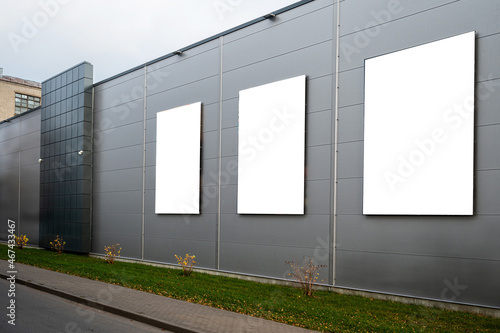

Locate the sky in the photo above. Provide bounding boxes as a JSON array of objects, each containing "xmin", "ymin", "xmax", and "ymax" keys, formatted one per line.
[{"xmin": 1, "ymin": 0, "xmax": 299, "ymax": 83}]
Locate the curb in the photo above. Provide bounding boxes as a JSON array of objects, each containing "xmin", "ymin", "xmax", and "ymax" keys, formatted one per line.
[{"xmin": 0, "ymin": 272, "xmax": 203, "ymax": 333}]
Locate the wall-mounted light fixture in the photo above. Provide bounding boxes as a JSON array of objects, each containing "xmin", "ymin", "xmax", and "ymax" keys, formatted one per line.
[
  {"xmin": 38, "ymin": 158, "xmax": 43, "ymax": 163},
  {"xmin": 78, "ymin": 150, "xmax": 84, "ymax": 155},
  {"xmin": 173, "ymin": 50, "xmax": 183, "ymax": 56},
  {"xmin": 264, "ymin": 13, "xmax": 276, "ymax": 19}
]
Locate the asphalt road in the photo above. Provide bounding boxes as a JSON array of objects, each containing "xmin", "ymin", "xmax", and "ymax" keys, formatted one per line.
[{"xmin": 0, "ymin": 278, "xmax": 171, "ymax": 333}]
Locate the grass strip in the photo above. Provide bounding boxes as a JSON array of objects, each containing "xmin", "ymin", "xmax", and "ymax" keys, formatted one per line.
[{"xmin": 1, "ymin": 244, "xmax": 499, "ymax": 332}]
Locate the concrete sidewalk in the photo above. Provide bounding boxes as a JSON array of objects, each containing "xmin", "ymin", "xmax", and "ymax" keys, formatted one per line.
[{"xmin": 0, "ymin": 260, "xmax": 318, "ymax": 333}]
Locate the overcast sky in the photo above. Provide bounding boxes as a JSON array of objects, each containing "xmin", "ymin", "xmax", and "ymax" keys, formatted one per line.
[{"xmin": 1, "ymin": 0, "xmax": 299, "ymax": 83}]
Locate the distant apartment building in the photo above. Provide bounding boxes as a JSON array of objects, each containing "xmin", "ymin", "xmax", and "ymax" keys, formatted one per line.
[{"xmin": 0, "ymin": 68, "xmax": 41, "ymax": 121}]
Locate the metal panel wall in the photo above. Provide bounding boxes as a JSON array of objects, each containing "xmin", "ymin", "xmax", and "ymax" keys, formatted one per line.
[
  {"xmin": 143, "ymin": 39, "xmax": 221, "ymax": 269},
  {"xmin": 92, "ymin": 68, "xmax": 146, "ymax": 259},
  {"xmin": 219, "ymin": 0, "xmax": 335, "ymax": 280},
  {"xmin": 87, "ymin": 0, "xmax": 500, "ymax": 309},
  {"xmin": 335, "ymin": 0, "xmax": 500, "ymax": 308},
  {"xmin": 0, "ymin": 110, "xmax": 40, "ymax": 244}
]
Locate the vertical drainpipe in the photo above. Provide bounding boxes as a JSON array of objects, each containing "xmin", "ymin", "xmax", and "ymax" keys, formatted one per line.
[
  {"xmin": 331, "ymin": 0, "xmax": 341, "ymax": 286},
  {"xmin": 216, "ymin": 36, "xmax": 224, "ymax": 270},
  {"xmin": 141, "ymin": 65, "xmax": 147, "ymax": 260}
]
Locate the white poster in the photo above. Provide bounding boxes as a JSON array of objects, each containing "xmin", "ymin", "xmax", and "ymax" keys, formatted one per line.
[
  {"xmin": 155, "ymin": 102, "xmax": 201, "ymax": 214},
  {"xmin": 238, "ymin": 75, "xmax": 306, "ymax": 214},
  {"xmin": 363, "ymin": 32, "xmax": 475, "ymax": 215}
]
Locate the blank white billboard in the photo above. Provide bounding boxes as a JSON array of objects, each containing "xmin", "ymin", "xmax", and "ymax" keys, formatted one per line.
[
  {"xmin": 155, "ymin": 102, "xmax": 201, "ymax": 214},
  {"xmin": 237, "ymin": 75, "xmax": 306, "ymax": 214},
  {"xmin": 363, "ymin": 32, "xmax": 475, "ymax": 215}
]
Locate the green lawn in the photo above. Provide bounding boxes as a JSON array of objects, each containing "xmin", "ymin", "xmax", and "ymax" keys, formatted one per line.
[{"xmin": 1, "ymin": 244, "xmax": 498, "ymax": 332}]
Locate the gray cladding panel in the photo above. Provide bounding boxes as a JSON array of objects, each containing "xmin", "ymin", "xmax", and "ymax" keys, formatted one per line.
[
  {"xmin": 220, "ymin": 214, "xmax": 329, "ymax": 249},
  {"xmin": 335, "ymin": 250, "xmax": 500, "ymax": 308},
  {"xmin": 219, "ymin": 156, "xmax": 238, "ymax": 186},
  {"xmin": 476, "ymin": 78, "xmax": 500, "ymax": 126},
  {"xmin": 220, "ymin": 184, "xmax": 237, "ymax": 214},
  {"xmin": 306, "ymin": 145, "xmax": 332, "ymax": 180},
  {"xmin": 92, "ymin": 213, "xmax": 142, "ymax": 236},
  {"xmin": 146, "ymin": 76, "xmax": 220, "ymax": 119},
  {"xmin": 93, "ymin": 191, "xmax": 143, "ymax": 214},
  {"xmin": 337, "ymin": 141, "xmax": 363, "ymax": 179},
  {"xmin": 144, "ymin": 213, "xmax": 217, "ymax": 243},
  {"xmin": 20, "ymin": 110, "xmax": 41, "ymax": 135},
  {"xmin": 475, "ymin": 170, "xmax": 500, "ymax": 215},
  {"xmin": 146, "ymin": 47, "xmax": 220, "ymax": 96},
  {"xmin": 306, "ymin": 110, "xmax": 332, "ymax": 147},
  {"xmin": 94, "ymin": 68, "xmax": 144, "ymax": 93},
  {"xmin": 223, "ymin": 0, "xmax": 333, "ymax": 43},
  {"xmin": 336, "ymin": 178, "xmax": 362, "ymax": 215},
  {"xmin": 93, "ymin": 122, "xmax": 143, "ymax": 152},
  {"xmin": 338, "ymin": 104, "xmax": 363, "ymax": 143},
  {"xmin": 221, "ymin": 98, "xmax": 238, "ymax": 129},
  {"xmin": 475, "ymin": 124, "xmax": 500, "ymax": 170},
  {"xmin": 93, "ymin": 168, "xmax": 143, "ymax": 193},
  {"xmin": 93, "ymin": 145, "xmax": 143, "ymax": 172},
  {"xmin": 222, "ymin": 5, "xmax": 334, "ymax": 72},
  {"xmin": 307, "ymin": 75, "xmax": 333, "ymax": 113},
  {"xmin": 339, "ymin": 1, "xmax": 500, "ymax": 72},
  {"xmin": 222, "ymin": 41, "xmax": 333, "ymax": 100},
  {"xmin": 93, "ymin": 103, "xmax": 144, "ymax": 130},
  {"xmin": 20, "ymin": 147, "xmax": 39, "ymax": 166},
  {"xmin": 305, "ymin": 179, "xmax": 331, "ymax": 215},
  {"xmin": 220, "ymin": 242, "xmax": 329, "ymax": 281},
  {"xmin": 0, "ymin": 137, "xmax": 21, "ymax": 156},
  {"xmin": 0, "ymin": 111, "xmax": 40, "ymax": 244},
  {"xmin": 336, "ymin": 214, "xmax": 500, "ymax": 260},
  {"xmin": 0, "ymin": 121, "xmax": 20, "ymax": 143},
  {"xmin": 0, "ymin": 152, "xmax": 19, "ymax": 170},
  {"xmin": 339, "ymin": 0, "xmax": 456, "ymax": 36},
  {"xmin": 19, "ymin": 179, "xmax": 40, "ymax": 244},
  {"xmin": 147, "ymin": 39, "xmax": 220, "ymax": 71},
  {"xmin": 201, "ymin": 158, "xmax": 220, "ymax": 187},
  {"xmin": 337, "ymin": 67, "xmax": 364, "ymax": 108},
  {"xmin": 221, "ymin": 127, "xmax": 237, "ymax": 157},
  {"xmin": 21, "ymin": 130, "xmax": 40, "ymax": 151},
  {"xmin": 0, "ymin": 179, "xmax": 18, "ymax": 239}
]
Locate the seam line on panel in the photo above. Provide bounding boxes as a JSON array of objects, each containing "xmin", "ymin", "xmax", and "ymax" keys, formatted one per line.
[
  {"xmin": 146, "ymin": 74, "xmax": 220, "ymax": 98},
  {"xmin": 224, "ymin": 3, "xmax": 334, "ymax": 46},
  {"xmin": 336, "ymin": 248, "xmax": 500, "ymax": 262},
  {"xmin": 141, "ymin": 65, "xmax": 147, "ymax": 260},
  {"xmin": 339, "ymin": 0, "xmax": 460, "ymax": 38},
  {"xmin": 217, "ymin": 36, "xmax": 224, "ymax": 271},
  {"xmin": 223, "ymin": 39, "xmax": 333, "ymax": 75}
]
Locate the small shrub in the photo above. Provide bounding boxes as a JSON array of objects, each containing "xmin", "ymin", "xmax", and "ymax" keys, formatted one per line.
[
  {"xmin": 104, "ymin": 243, "xmax": 121, "ymax": 264},
  {"xmin": 50, "ymin": 235, "xmax": 65, "ymax": 255},
  {"xmin": 285, "ymin": 257, "xmax": 326, "ymax": 296},
  {"xmin": 174, "ymin": 254, "xmax": 196, "ymax": 276},
  {"xmin": 15, "ymin": 234, "xmax": 29, "ymax": 249}
]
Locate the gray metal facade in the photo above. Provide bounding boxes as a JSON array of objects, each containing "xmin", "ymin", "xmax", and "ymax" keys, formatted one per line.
[
  {"xmin": 1, "ymin": 0, "xmax": 499, "ymax": 309},
  {"xmin": 0, "ymin": 109, "xmax": 41, "ymax": 244}
]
